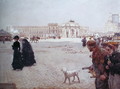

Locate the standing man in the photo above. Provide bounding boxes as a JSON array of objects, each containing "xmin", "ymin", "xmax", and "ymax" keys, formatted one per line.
[
  {"xmin": 81, "ymin": 37, "xmax": 87, "ymax": 47},
  {"xmin": 86, "ymin": 40, "xmax": 109, "ymax": 89},
  {"xmin": 104, "ymin": 44, "xmax": 120, "ymax": 89}
]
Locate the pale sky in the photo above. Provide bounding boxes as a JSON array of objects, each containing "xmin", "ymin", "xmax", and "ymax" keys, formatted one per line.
[{"xmin": 0, "ymin": 0, "xmax": 120, "ymax": 31}]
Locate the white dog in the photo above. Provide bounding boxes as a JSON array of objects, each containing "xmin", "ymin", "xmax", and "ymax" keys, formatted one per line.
[{"xmin": 61, "ymin": 68, "xmax": 80, "ymax": 84}]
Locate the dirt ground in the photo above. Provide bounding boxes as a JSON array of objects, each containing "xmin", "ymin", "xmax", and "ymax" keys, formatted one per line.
[{"xmin": 0, "ymin": 38, "xmax": 95, "ymax": 89}]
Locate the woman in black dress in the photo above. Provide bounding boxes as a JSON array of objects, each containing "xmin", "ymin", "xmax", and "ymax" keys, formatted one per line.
[
  {"xmin": 22, "ymin": 39, "xmax": 36, "ymax": 66},
  {"xmin": 12, "ymin": 35, "xmax": 24, "ymax": 70}
]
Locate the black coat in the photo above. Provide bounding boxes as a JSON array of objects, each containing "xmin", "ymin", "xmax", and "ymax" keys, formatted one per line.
[
  {"xmin": 22, "ymin": 39, "xmax": 36, "ymax": 66},
  {"xmin": 12, "ymin": 41, "xmax": 24, "ymax": 70},
  {"xmin": 105, "ymin": 51, "xmax": 120, "ymax": 75}
]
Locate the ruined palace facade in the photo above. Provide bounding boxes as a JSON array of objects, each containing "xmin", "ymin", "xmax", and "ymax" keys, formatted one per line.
[{"xmin": 7, "ymin": 20, "xmax": 89, "ymax": 39}]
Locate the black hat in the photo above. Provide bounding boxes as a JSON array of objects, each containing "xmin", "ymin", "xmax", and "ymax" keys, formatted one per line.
[{"xmin": 13, "ymin": 35, "xmax": 19, "ymax": 39}]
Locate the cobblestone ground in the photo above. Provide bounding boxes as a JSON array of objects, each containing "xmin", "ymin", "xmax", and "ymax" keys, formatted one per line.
[{"xmin": 0, "ymin": 40, "xmax": 95, "ymax": 89}]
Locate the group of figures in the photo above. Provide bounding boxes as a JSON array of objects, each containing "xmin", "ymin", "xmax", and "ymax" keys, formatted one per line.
[
  {"xmin": 12, "ymin": 35, "xmax": 36, "ymax": 70},
  {"xmin": 11, "ymin": 35, "xmax": 120, "ymax": 89},
  {"xmin": 30, "ymin": 36, "xmax": 40, "ymax": 43},
  {"xmin": 86, "ymin": 39, "xmax": 120, "ymax": 89}
]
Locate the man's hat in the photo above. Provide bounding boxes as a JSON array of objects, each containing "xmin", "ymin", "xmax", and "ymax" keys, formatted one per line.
[
  {"xmin": 106, "ymin": 43, "xmax": 115, "ymax": 51},
  {"xmin": 87, "ymin": 40, "xmax": 96, "ymax": 47},
  {"xmin": 107, "ymin": 42, "xmax": 119, "ymax": 48}
]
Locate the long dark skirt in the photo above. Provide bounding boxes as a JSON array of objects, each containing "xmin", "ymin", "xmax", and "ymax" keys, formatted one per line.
[
  {"xmin": 82, "ymin": 42, "xmax": 86, "ymax": 47},
  {"xmin": 12, "ymin": 50, "xmax": 24, "ymax": 70},
  {"xmin": 95, "ymin": 78, "xmax": 109, "ymax": 89},
  {"xmin": 22, "ymin": 51, "xmax": 36, "ymax": 66}
]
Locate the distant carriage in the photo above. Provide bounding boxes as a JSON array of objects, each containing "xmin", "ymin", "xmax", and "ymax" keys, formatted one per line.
[
  {"xmin": 109, "ymin": 33, "xmax": 120, "ymax": 48},
  {"xmin": 102, "ymin": 33, "xmax": 120, "ymax": 48},
  {"xmin": 30, "ymin": 36, "xmax": 40, "ymax": 42},
  {"xmin": 113, "ymin": 33, "xmax": 120, "ymax": 40}
]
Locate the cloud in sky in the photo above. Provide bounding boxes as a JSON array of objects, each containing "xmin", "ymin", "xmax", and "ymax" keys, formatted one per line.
[{"xmin": 0, "ymin": 0, "xmax": 120, "ymax": 31}]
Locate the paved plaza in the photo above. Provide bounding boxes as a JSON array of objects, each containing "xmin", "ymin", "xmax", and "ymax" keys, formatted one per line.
[{"xmin": 0, "ymin": 38, "xmax": 95, "ymax": 89}]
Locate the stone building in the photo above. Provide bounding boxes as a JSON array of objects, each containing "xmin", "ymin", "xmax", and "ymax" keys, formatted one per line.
[
  {"xmin": 61, "ymin": 20, "xmax": 88, "ymax": 38},
  {"xmin": 104, "ymin": 14, "xmax": 120, "ymax": 33},
  {"xmin": 48, "ymin": 23, "xmax": 62, "ymax": 38},
  {"xmin": 7, "ymin": 20, "xmax": 88, "ymax": 39}
]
